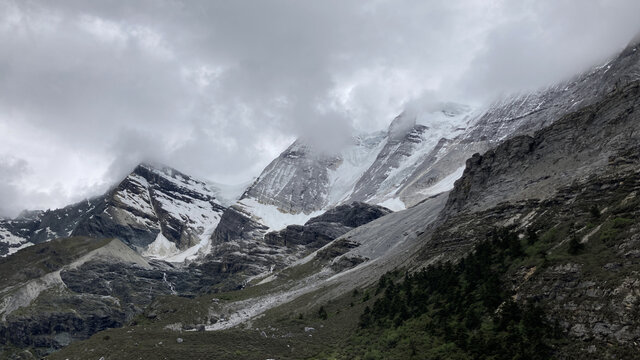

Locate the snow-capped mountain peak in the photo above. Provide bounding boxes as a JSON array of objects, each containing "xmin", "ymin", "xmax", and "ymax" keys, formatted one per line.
[{"xmin": 0, "ymin": 163, "xmax": 227, "ymax": 262}]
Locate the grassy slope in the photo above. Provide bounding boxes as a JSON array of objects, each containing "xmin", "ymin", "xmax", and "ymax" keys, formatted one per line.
[{"xmin": 0, "ymin": 237, "xmax": 113, "ymax": 289}]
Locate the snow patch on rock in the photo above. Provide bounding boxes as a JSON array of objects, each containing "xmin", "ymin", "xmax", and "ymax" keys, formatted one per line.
[
  {"xmin": 377, "ymin": 197, "xmax": 406, "ymax": 211},
  {"xmin": 143, "ymin": 233, "xmax": 180, "ymax": 259},
  {"xmin": 418, "ymin": 165, "xmax": 466, "ymax": 196}
]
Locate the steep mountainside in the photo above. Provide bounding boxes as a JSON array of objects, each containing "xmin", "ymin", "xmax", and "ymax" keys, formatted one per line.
[
  {"xmin": 346, "ymin": 103, "xmax": 472, "ymax": 206},
  {"xmin": 241, "ymin": 104, "xmax": 473, "ymax": 215},
  {"xmin": 395, "ymin": 37, "xmax": 640, "ymax": 207},
  {"xmin": 446, "ymin": 81, "xmax": 640, "ymax": 216}
]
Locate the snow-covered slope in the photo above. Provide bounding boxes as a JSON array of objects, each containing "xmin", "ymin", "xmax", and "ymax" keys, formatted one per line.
[
  {"xmin": 207, "ymin": 180, "xmax": 253, "ymax": 207},
  {"xmin": 396, "ymin": 37, "xmax": 640, "ymax": 207}
]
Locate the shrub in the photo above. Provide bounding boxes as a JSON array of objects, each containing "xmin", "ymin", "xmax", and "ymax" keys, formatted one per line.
[{"xmin": 318, "ymin": 306, "xmax": 328, "ymax": 320}]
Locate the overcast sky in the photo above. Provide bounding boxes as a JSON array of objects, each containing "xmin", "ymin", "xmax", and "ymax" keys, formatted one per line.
[{"xmin": 1, "ymin": 0, "xmax": 639, "ymax": 217}]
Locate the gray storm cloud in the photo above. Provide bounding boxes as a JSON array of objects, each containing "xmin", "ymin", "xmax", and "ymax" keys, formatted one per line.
[{"xmin": 0, "ymin": 0, "xmax": 639, "ymax": 216}]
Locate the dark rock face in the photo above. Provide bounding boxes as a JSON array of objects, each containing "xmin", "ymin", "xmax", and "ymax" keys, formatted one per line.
[
  {"xmin": 315, "ymin": 238, "xmax": 361, "ymax": 262},
  {"xmin": 0, "ymin": 262, "xmax": 166, "ymax": 357},
  {"xmin": 201, "ymin": 202, "xmax": 392, "ymax": 291},
  {"xmin": 70, "ymin": 199, "xmax": 157, "ymax": 250},
  {"xmin": 0, "ymin": 295, "xmax": 126, "ymax": 351},
  {"xmin": 305, "ymin": 202, "xmax": 392, "ymax": 228},
  {"xmin": 209, "ymin": 205, "xmax": 268, "ymax": 246},
  {"xmin": 0, "ymin": 237, "xmax": 231, "ymax": 357},
  {"xmin": 264, "ymin": 223, "xmax": 350, "ymax": 248}
]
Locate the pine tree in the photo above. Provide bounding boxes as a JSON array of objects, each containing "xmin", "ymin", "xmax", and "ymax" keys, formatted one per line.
[{"xmin": 526, "ymin": 227, "xmax": 539, "ymax": 244}]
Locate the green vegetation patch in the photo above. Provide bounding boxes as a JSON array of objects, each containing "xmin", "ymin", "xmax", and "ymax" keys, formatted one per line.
[{"xmin": 332, "ymin": 228, "xmax": 564, "ymax": 360}]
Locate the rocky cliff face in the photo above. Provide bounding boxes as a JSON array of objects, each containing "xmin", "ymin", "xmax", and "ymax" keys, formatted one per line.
[
  {"xmin": 0, "ymin": 238, "xmax": 147, "ymax": 355},
  {"xmin": 0, "ymin": 236, "xmax": 235, "ymax": 357},
  {"xmin": 73, "ymin": 164, "xmax": 226, "ymax": 254},
  {"xmin": 264, "ymin": 202, "xmax": 392, "ymax": 251},
  {"xmin": 446, "ymin": 81, "xmax": 640, "ymax": 216}
]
